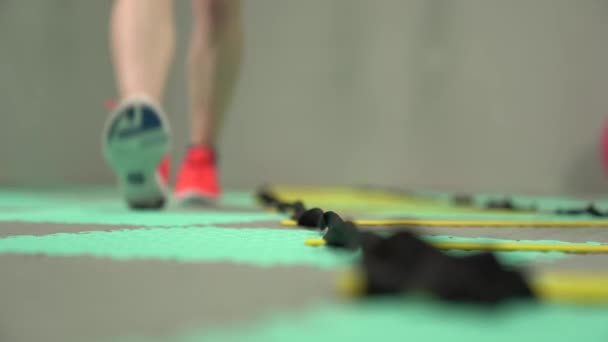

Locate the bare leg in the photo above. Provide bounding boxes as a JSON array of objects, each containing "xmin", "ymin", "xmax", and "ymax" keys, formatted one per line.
[
  {"xmin": 110, "ymin": 0, "xmax": 176, "ymax": 102},
  {"xmin": 105, "ymin": 0, "xmax": 175, "ymax": 209},
  {"xmin": 188, "ymin": 0, "xmax": 243, "ymax": 146}
]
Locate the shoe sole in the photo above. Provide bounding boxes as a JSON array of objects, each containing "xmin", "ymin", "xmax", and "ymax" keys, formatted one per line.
[
  {"xmin": 102, "ymin": 97, "xmax": 171, "ymax": 209},
  {"xmin": 174, "ymin": 191, "xmax": 219, "ymax": 206}
]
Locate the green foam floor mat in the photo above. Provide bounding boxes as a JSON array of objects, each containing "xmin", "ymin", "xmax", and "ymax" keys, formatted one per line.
[
  {"xmin": 0, "ymin": 207, "xmax": 283, "ymax": 226},
  {"xmin": 0, "ymin": 226, "xmax": 565, "ymax": 268},
  {"xmin": 1, "ymin": 186, "xmax": 606, "ymax": 342}
]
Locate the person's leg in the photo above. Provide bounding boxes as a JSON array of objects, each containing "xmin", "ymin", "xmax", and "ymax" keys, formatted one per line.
[
  {"xmin": 103, "ymin": 0, "xmax": 175, "ymax": 209},
  {"xmin": 175, "ymin": 0, "xmax": 243, "ymax": 202},
  {"xmin": 110, "ymin": 0, "xmax": 175, "ymax": 102},
  {"xmin": 187, "ymin": 0, "xmax": 243, "ymax": 145}
]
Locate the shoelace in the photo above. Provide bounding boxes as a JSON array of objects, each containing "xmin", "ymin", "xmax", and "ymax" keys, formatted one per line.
[{"xmin": 183, "ymin": 148, "xmax": 217, "ymax": 168}]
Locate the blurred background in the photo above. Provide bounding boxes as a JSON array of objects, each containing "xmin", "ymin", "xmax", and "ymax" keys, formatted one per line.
[{"xmin": 2, "ymin": 0, "xmax": 608, "ymax": 195}]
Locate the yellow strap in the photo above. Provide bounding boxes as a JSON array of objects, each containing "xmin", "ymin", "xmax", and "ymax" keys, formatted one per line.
[
  {"xmin": 304, "ymin": 238, "xmax": 608, "ymax": 253},
  {"xmin": 432, "ymin": 241, "xmax": 608, "ymax": 253},
  {"xmin": 304, "ymin": 238, "xmax": 329, "ymax": 247},
  {"xmin": 283, "ymin": 218, "xmax": 608, "ymax": 227},
  {"xmin": 534, "ymin": 273, "xmax": 608, "ymax": 303}
]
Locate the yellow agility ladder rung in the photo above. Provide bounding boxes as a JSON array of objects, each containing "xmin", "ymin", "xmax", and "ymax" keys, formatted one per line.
[
  {"xmin": 283, "ymin": 219, "xmax": 608, "ymax": 228},
  {"xmin": 304, "ymin": 238, "xmax": 608, "ymax": 254}
]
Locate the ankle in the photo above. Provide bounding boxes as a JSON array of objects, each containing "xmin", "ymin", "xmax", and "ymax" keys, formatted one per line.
[
  {"xmin": 120, "ymin": 93, "xmax": 162, "ymax": 108},
  {"xmin": 188, "ymin": 143, "xmax": 215, "ymax": 150}
]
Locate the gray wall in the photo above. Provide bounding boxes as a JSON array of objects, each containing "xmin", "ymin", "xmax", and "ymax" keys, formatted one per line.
[{"xmin": 2, "ymin": 0, "xmax": 608, "ymax": 194}]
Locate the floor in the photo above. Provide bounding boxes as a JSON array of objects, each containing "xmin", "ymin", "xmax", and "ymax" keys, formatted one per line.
[{"xmin": 1, "ymin": 186, "xmax": 607, "ymax": 342}]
